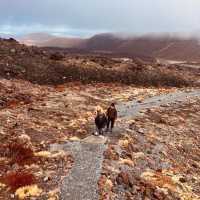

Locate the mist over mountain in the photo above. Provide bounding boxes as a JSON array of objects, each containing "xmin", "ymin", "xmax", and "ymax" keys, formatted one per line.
[
  {"xmin": 19, "ymin": 33, "xmax": 55, "ymax": 46},
  {"xmin": 17, "ymin": 32, "xmax": 200, "ymax": 62}
]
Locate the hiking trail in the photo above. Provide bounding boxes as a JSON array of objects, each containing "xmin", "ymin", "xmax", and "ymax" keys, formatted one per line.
[{"xmin": 50, "ymin": 89, "xmax": 200, "ymax": 200}]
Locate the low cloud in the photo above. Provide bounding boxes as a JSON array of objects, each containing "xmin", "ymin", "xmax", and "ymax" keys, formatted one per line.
[
  {"xmin": 0, "ymin": 0, "xmax": 200, "ymax": 37},
  {"xmin": 0, "ymin": 24, "xmax": 107, "ymax": 37}
]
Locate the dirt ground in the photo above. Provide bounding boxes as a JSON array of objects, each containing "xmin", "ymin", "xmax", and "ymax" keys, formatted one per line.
[
  {"xmin": 0, "ymin": 77, "xmax": 178, "ymax": 200},
  {"xmin": 0, "ymin": 38, "xmax": 199, "ymax": 200},
  {"xmin": 99, "ymin": 93, "xmax": 200, "ymax": 200}
]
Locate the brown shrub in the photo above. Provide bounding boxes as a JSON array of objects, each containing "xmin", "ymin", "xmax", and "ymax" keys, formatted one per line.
[
  {"xmin": 50, "ymin": 52, "xmax": 64, "ymax": 60},
  {"xmin": 104, "ymin": 146, "xmax": 119, "ymax": 160},
  {"xmin": 8, "ymin": 142, "xmax": 34, "ymax": 164},
  {"xmin": 0, "ymin": 39, "xmax": 196, "ymax": 87},
  {"xmin": 48, "ymin": 63, "xmax": 191, "ymax": 87},
  {"xmin": 1, "ymin": 170, "xmax": 36, "ymax": 191}
]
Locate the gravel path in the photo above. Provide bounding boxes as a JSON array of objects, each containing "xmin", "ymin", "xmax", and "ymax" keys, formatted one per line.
[
  {"xmin": 118, "ymin": 89, "xmax": 200, "ymax": 119},
  {"xmin": 54, "ymin": 89, "xmax": 200, "ymax": 200},
  {"xmin": 51, "ymin": 136, "xmax": 107, "ymax": 200}
]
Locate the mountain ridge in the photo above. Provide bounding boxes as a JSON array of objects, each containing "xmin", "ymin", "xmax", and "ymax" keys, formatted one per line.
[{"xmin": 18, "ymin": 32, "xmax": 200, "ymax": 62}]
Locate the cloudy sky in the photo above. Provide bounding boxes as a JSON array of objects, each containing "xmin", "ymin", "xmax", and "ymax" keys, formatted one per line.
[{"xmin": 0, "ymin": 0, "xmax": 200, "ymax": 37}]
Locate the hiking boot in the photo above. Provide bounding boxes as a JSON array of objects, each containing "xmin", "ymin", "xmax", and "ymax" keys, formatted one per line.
[
  {"xmin": 100, "ymin": 130, "xmax": 104, "ymax": 135},
  {"xmin": 94, "ymin": 131, "xmax": 99, "ymax": 136}
]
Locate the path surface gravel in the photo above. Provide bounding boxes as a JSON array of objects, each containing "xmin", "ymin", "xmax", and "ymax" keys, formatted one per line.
[{"xmin": 51, "ymin": 136, "xmax": 107, "ymax": 200}]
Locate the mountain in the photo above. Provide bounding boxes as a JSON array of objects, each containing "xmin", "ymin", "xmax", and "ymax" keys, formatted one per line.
[
  {"xmin": 84, "ymin": 33, "xmax": 124, "ymax": 52},
  {"xmin": 19, "ymin": 32, "xmax": 86, "ymax": 48},
  {"xmin": 18, "ymin": 32, "xmax": 200, "ymax": 62},
  {"xmin": 19, "ymin": 32, "xmax": 56, "ymax": 46},
  {"xmin": 39, "ymin": 37, "xmax": 86, "ymax": 48},
  {"xmin": 83, "ymin": 33, "xmax": 200, "ymax": 62},
  {"xmin": 155, "ymin": 38, "xmax": 200, "ymax": 61}
]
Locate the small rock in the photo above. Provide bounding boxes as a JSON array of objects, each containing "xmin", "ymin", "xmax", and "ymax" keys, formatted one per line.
[
  {"xmin": 104, "ymin": 178, "xmax": 113, "ymax": 192},
  {"xmin": 10, "ymin": 49, "xmax": 16, "ymax": 53},
  {"xmin": 44, "ymin": 176, "xmax": 50, "ymax": 182},
  {"xmin": 179, "ymin": 177, "xmax": 187, "ymax": 183},
  {"xmin": 116, "ymin": 171, "xmax": 133, "ymax": 187},
  {"xmin": 104, "ymin": 146, "xmax": 119, "ymax": 160},
  {"xmin": 119, "ymin": 158, "xmax": 134, "ymax": 167}
]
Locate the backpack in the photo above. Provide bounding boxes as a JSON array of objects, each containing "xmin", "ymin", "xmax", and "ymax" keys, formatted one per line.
[{"xmin": 95, "ymin": 113, "xmax": 107, "ymax": 129}]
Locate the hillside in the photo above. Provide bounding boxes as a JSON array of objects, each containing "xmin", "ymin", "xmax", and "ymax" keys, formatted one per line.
[
  {"xmin": 84, "ymin": 33, "xmax": 124, "ymax": 52},
  {"xmin": 0, "ymin": 36, "xmax": 199, "ymax": 200},
  {"xmin": 155, "ymin": 38, "xmax": 200, "ymax": 61},
  {"xmin": 19, "ymin": 33, "xmax": 56, "ymax": 46},
  {"xmin": 40, "ymin": 37, "xmax": 86, "ymax": 48},
  {"xmin": 1, "ymin": 37, "xmax": 198, "ymax": 87},
  {"xmin": 19, "ymin": 33, "xmax": 85, "ymax": 48},
  {"xmin": 18, "ymin": 33, "xmax": 200, "ymax": 62},
  {"xmin": 85, "ymin": 34, "xmax": 200, "ymax": 62}
]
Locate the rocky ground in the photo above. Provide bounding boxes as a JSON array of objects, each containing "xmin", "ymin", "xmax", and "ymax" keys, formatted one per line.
[
  {"xmin": 0, "ymin": 38, "xmax": 199, "ymax": 87},
  {"xmin": 0, "ymin": 76, "xmax": 177, "ymax": 199},
  {"xmin": 99, "ymin": 91, "xmax": 200, "ymax": 200},
  {"xmin": 0, "ymin": 37, "xmax": 200, "ymax": 200}
]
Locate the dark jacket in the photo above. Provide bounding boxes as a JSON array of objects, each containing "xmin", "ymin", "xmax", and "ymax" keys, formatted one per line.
[
  {"xmin": 107, "ymin": 106, "xmax": 117, "ymax": 119},
  {"xmin": 95, "ymin": 113, "xmax": 107, "ymax": 129}
]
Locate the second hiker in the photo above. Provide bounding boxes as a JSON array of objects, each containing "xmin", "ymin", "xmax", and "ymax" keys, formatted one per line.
[{"xmin": 106, "ymin": 103, "xmax": 117, "ymax": 133}]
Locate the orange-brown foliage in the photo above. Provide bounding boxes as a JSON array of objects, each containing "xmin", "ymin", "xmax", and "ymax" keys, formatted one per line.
[
  {"xmin": 1, "ymin": 170, "xmax": 36, "ymax": 191},
  {"xmin": 8, "ymin": 143, "xmax": 34, "ymax": 164}
]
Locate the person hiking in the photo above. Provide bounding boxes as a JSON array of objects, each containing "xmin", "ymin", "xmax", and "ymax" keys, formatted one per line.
[
  {"xmin": 106, "ymin": 103, "xmax": 117, "ymax": 132},
  {"xmin": 94, "ymin": 106, "xmax": 107, "ymax": 135}
]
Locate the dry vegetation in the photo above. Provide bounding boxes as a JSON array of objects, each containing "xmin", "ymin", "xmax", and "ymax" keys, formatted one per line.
[
  {"xmin": 99, "ymin": 97, "xmax": 200, "ymax": 200},
  {"xmin": 0, "ymin": 38, "xmax": 199, "ymax": 87},
  {"xmin": 0, "ymin": 37, "xmax": 199, "ymax": 199},
  {"xmin": 0, "ymin": 77, "xmax": 176, "ymax": 199}
]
